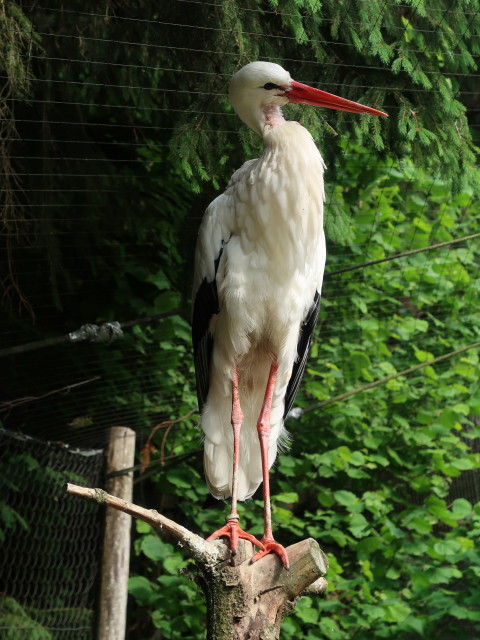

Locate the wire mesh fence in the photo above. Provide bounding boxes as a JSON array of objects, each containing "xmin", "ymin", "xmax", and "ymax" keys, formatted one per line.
[{"xmin": 0, "ymin": 429, "xmax": 104, "ymax": 640}]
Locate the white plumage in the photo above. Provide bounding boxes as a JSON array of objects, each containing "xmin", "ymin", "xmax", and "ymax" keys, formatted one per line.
[
  {"xmin": 192, "ymin": 62, "xmax": 386, "ymax": 565},
  {"xmin": 195, "ymin": 120, "xmax": 326, "ymax": 500}
]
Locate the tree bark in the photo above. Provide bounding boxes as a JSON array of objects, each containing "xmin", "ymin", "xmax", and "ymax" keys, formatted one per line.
[
  {"xmin": 197, "ymin": 537, "xmax": 328, "ymax": 640},
  {"xmin": 66, "ymin": 483, "xmax": 328, "ymax": 640}
]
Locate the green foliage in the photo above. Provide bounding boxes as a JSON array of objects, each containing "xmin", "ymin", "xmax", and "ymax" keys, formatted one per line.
[
  {"xmin": 0, "ymin": 502, "xmax": 28, "ymax": 542},
  {"xmin": 0, "ymin": 442, "xmax": 102, "ymax": 639},
  {"xmin": 268, "ymin": 154, "xmax": 480, "ymax": 639},
  {"xmin": 0, "ymin": 3, "xmax": 39, "ymax": 98},
  {"xmin": 127, "ymin": 151, "xmax": 480, "ymax": 638},
  {"xmin": 170, "ymin": 0, "xmax": 480, "ymax": 193},
  {"xmin": 128, "ymin": 522, "xmax": 206, "ymax": 638},
  {"xmin": 0, "ymin": 596, "xmax": 95, "ymax": 640},
  {"xmin": 0, "ymin": 453, "xmax": 36, "ymax": 542},
  {"xmin": 0, "ymin": 597, "xmax": 52, "ymax": 640}
]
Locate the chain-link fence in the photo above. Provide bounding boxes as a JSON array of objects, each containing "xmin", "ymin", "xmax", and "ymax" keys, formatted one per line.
[{"xmin": 0, "ymin": 429, "xmax": 104, "ymax": 640}]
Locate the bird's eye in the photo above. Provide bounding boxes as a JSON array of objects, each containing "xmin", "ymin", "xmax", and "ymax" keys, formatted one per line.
[{"xmin": 263, "ymin": 83, "xmax": 280, "ymax": 90}]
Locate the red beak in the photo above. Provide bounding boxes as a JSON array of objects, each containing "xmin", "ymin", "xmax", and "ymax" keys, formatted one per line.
[{"xmin": 287, "ymin": 80, "xmax": 388, "ymax": 117}]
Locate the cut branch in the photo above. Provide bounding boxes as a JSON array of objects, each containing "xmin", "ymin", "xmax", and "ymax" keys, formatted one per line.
[
  {"xmin": 66, "ymin": 483, "xmax": 329, "ymax": 640},
  {"xmin": 66, "ymin": 482, "xmax": 225, "ymax": 566}
]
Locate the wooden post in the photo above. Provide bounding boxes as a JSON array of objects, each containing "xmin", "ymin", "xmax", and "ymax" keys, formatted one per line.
[{"xmin": 97, "ymin": 426, "xmax": 135, "ymax": 640}]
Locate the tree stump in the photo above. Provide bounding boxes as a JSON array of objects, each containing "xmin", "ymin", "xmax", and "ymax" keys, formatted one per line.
[
  {"xmin": 66, "ymin": 483, "xmax": 328, "ymax": 640},
  {"xmin": 197, "ymin": 538, "xmax": 328, "ymax": 640}
]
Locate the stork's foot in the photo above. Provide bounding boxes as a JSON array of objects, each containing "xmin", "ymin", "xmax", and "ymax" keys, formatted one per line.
[
  {"xmin": 251, "ymin": 537, "xmax": 290, "ymax": 569},
  {"xmin": 206, "ymin": 515, "xmax": 264, "ymax": 554}
]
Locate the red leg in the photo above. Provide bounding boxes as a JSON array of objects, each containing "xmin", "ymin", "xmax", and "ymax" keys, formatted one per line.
[
  {"xmin": 251, "ymin": 360, "xmax": 290, "ymax": 569},
  {"xmin": 206, "ymin": 365, "xmax": 264, "ymax": 554}
]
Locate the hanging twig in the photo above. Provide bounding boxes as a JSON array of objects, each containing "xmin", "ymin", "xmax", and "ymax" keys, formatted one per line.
[
  {"xmin": 140, "ymin": 408, "xmax": 196, "ymax": 472},
  {"xmin": 0, "ymin": 375, "xmax": 101, "ymax": 411}
]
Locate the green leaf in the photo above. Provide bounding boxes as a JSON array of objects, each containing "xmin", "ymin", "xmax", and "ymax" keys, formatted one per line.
[
  {"xmin": 334, "ymin": 490, "xmax": 358, "ymax": 507},
  {"xmin": 146, "ymin": 269, "xmax": 170, "ymax": 290},
  {"xmin": 414, "ymin": 349, "xmax": 434, "ymax": 362},
  {"xmin": 404, "ymin": 616, "xmax": 425, "ymax": 634},
  {"xmin": 163, "ymin": 555, "xmax": 188, "ymax": 574},
  {"xmin": 451, "ymin": 457, "xmax": 474, "ymax": 471},
  {"xmin": 433, "ymin": 540, "xmax": 462, "ymax": 556},
  {"xmin": 348, "ymin": 513, "xmax": 370, "ymax": 538},
  {"xmin": 139, "ymin": 535, "xmax": 164, "ymax": 561},
  {"xmin": 356, "ymin": 536, "xmax": 383, "ymax": 554},
  {"xmin": 295, "ymin": 601, "xmax": 319, "ymax": 624},
  {"xmin": 128, "ymin": 575, "xmax": 154, "ymax": 601},
  {"xmin": 451, "ymin": 499, "xmax": 472, "ymax": 520},
  {"xmin": 275, "ymin": 492, "xmax": 298, "ymax": 504},
  {"xmin": 383, "ymin": 602, "xmax": 411, "ymax": 623}
]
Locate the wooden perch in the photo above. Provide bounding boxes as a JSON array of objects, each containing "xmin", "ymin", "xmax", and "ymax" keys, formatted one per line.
[{"xmin": 66, "ymin": 483, "xmax": 328, "ymax": 640}]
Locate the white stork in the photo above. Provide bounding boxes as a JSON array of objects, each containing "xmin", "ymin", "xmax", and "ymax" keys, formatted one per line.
[{"xmin": 192, "ymin": 61, "xmax": 386, "ymax": 567}]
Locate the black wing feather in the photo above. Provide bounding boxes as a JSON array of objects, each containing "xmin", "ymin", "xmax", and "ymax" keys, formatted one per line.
[
  {"xmin": 192, "ymin": 248, "xmax": 225, "ymax": 412},
  {"xmin": 283, "ymin": 291, "xmax": 321, "ymax": 418}
]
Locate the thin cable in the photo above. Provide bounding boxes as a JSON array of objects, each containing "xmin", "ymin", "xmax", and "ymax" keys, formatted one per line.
[
  {"xmin": 17, "ymin": 50, "xmax": 480, "ymax": 76},
  {"xmin": 1, "ymin": 232, "xmax": 477, "ymax": 354},
  {"xmin": 327, "ymin": 232, "xmax": 480, "ymax": 276},
  {"xmin": 0, "ymin": 310, "xmax": 181, "ymax": 357},
  {"xmin": 12, "ymin": 0, "xmax": 479, "ymax": 24},
  {"xmin": 6, "ymin": 21, "xmax": 478, "ymax": 54},
  {"xmin": 294, "ymin": 339, "xmax": 480, "ymax": 416}
]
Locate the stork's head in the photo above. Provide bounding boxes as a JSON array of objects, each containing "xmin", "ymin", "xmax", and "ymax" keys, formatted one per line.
[{"xmin": 229, "ymin": 61, "xmax": 387, "ymax": 135}]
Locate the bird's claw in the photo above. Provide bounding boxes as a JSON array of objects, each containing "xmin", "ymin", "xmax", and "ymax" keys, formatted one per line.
[
  {"xmin": 251, "ymin": 538, "xmax": 290, "ymax": 569},
  {"xmin": 206, "ymin": 517, "xmax": 264, "ymax": 553}
]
